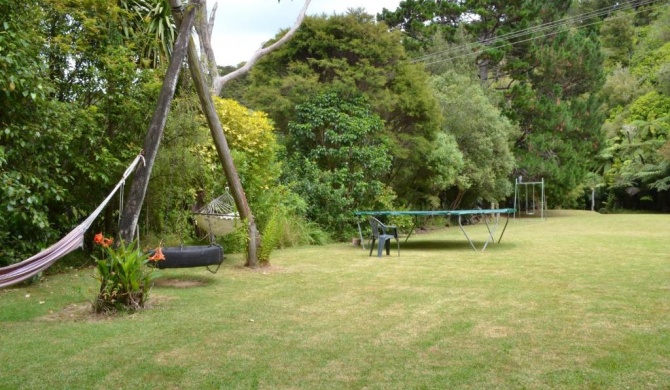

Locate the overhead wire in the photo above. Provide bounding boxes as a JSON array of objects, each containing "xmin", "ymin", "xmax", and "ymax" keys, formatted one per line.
[
  {"xmin": 412, "ymin": 0, "xmax": 658, "ymax": 62},
  {"xmin": 410, "ymin": 0, "xmax": 666, "ymax": 66},
  {"xmin": 411, "ymin": 0, "xmax": 660, "ymax": 63}
]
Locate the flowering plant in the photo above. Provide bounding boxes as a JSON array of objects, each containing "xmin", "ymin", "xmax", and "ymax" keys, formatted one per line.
[{"xmin": 92, "ymin": 233, "xmax": 162, "ymax": 313}]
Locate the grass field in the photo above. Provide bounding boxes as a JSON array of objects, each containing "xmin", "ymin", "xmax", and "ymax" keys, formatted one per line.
[{"xmin": 1, "ymin": 210, "xmax": 668, "ymax": 389}]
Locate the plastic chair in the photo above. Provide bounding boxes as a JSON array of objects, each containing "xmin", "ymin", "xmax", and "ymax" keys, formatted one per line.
[{"xmin": 368, "ymin": 216, "xmax": 399, "ymax": 257}]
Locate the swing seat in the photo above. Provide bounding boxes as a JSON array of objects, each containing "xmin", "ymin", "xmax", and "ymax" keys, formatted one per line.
[
  {"xmin": 193, "ymin": 189, "xmax": 240, "ymax": 238},
  {"xmin": 194, "ymin": 213, "xmax": 239, "ymax": 236},
  {"xmin": 152, "ymin": 245, "xmax": 223, "ymax": 269}
]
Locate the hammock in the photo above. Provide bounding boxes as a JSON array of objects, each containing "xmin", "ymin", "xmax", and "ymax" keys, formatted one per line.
[
  {"xmin": 0, "ymin": 154, "xmax": 144, "ymax": 289},
  {"xmin": 193, "ymin": 188, "xmax": 240, "ymax": 237}
]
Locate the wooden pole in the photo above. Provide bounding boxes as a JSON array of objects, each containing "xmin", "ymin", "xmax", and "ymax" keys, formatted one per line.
[
  {"xmin": 117, "ymin": 4, "xmax": 196, "ymax": 243},
  {"xmin": 170, "ymin": 0, "xmax": 261, "ymax": 267}
]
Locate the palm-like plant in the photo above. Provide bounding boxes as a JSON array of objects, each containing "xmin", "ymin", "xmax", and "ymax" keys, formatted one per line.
[{"xmin": 120, "ymin": 0, "xmax": 176, "ymax": 68}]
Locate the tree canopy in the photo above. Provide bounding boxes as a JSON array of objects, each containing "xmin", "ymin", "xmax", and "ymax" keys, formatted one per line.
[{"xmin": 244, "ymin": 10, "xmax": 446, "ymax": 209}]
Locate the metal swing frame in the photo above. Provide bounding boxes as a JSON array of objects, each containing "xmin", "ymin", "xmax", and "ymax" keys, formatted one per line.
[{"xmin": 513, "ymin": 177, "xmax": 546, "ymax": 220}]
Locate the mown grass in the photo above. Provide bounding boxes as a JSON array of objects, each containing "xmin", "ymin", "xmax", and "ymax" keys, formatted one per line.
[{"xmin": 1, "ymin": 210, "xmax": 669, "ymax": 389}]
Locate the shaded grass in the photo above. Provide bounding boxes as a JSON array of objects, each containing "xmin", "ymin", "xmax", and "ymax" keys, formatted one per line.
[{"xmin": 0, "ymin": 210, "xmax": 669, "ymax": 389}]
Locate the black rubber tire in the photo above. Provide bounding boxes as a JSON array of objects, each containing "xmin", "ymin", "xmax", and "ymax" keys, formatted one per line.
[{"xmin": 152, "ymin": 245, "xmax": 223, "ymax": 269}]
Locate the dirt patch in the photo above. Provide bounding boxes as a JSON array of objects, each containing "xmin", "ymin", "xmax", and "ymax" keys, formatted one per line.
[
  {"xmin": 39, "ymin": 302, "xmax": 103, "ymax": 322},
  {"xmin": 227, "ymin": 264, "xmax": 286, "ymax": 274},
  {"xmin": 154, "ymin": 278, "xmax": 207, "ymax": 288},
  {"xmin": 38, "ymin": 295, "xmax": 170, "ymax": 322}
]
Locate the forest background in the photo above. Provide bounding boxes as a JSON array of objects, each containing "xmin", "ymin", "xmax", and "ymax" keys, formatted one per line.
[{"xmin": 1, "ymin": 0, "xmax": 669, "ymax": 267}]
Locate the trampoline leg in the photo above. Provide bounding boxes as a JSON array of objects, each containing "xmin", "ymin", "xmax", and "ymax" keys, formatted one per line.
[{"xmin": 458, "ymin": 215, "xmax": 478, "ymax": 251}]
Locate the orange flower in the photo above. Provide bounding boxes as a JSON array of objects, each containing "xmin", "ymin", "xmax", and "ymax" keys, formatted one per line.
[
  {"xmin": 148, "ymin": 246, "xmax": 165, "ymax": 262},
  {"xmin": 94, "ymin": 233, "xmax": 113, "ymax": 248},
  {"xmin": 102, "ymin": 237, "xmax": 113, "ymax": 248}
]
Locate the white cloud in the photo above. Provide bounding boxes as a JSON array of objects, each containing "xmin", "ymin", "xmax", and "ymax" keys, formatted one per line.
[{"xmin": 207, "ymin": 0, "xmax": 400, "ymax": 66}]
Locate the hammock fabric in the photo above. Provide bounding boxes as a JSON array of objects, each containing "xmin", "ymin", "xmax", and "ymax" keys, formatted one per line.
[
  {"xmin": 193, "ymin": 188, "xmax": 240, "ymax": 237},
  {"xmin": 0, "ymin": 154, "xmax": 144, "ymax": 289}
]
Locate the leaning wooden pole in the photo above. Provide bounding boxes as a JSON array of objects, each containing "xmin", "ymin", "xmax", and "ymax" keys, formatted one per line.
[
  {"xmin": 170, "ymin": 0, "xmax": 260, "ymax": 267},
  {"xmin": 117, "ymin": 5, "xmax": 196, "ymax": 244},
  {"xmin": 188, "ymin": 43, "xmax": 261, "ymax": 267}
]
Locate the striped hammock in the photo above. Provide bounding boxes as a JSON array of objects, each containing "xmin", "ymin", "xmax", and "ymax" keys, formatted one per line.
[{"xmin": 0, "ymin": 154, "xmax": 144, "ymax": 289}]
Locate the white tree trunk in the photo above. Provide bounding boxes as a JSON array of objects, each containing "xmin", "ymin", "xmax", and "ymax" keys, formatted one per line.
[{"xmin": 207, "ymin": 0, "xmax": 312, "ymax": 95}]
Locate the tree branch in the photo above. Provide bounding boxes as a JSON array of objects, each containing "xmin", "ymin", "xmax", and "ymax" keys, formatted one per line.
[
  {"xmin": 195, "ymin": 1, "xmax": 218, "ymax": 78},
  {"xmin": 209, "ymin": 0, "xmax": 312, "ymax": 95},
  {"xmin": 207, "ymin": 2, "xmax": 217, "ymax": 39}
]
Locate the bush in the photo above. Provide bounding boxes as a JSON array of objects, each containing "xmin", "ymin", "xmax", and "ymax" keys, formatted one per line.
[{"xmin": 92, "ymin": 234, "xmax": 160, "ymax": 313}]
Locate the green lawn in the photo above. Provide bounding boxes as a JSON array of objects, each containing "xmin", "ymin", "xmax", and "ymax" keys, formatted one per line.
[{"xmin": 1, "ymin": 210, "xmax": 669, "ymax": 389}]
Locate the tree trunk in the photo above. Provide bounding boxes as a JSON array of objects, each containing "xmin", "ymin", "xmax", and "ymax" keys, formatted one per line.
[
  {"xmin": 170, "ymin": 1, "xmax": 261, "ymax": 267},
  {"xmin": 117, "ymin": 5, "xmax": 196, "ymax": 243},
  {"xmin": 195, "ymin": 2, "xmax": 219, "ymax": 78},
  {"xmin": 208, "ymin": 0, "xmax": 312, "ymax": 95},
  {"xmin": 450, "ymin": 190, "xmax": 464, "ymax": 210}
]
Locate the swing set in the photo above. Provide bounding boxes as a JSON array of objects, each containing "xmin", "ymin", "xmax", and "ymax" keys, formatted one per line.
[
  {"xmin": 153, "ymin": 187, "xmax": 240, "ymax": 274},
  {"xmin": 513, "ymin": 177, "xmax": 546, "ymax": 220}
]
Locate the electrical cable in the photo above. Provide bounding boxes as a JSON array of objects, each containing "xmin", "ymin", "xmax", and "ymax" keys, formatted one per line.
[{"xmin": 409, "ymin": 0, "xmax": 666, "ymax": 66}]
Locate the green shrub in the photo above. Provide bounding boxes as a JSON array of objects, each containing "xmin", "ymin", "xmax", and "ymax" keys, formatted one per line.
[{"xmin": 92, "ymin": 234, "xmax": 159, "ymax": 313}]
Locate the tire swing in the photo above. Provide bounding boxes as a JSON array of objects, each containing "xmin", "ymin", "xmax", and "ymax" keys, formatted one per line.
[
  {"xmin": 151, "ymin": 189, "xmax": 239, "ymax": 274},
  {"xmin": 153, "ymin": 244, "xmax": 224, "ymax": 274}
]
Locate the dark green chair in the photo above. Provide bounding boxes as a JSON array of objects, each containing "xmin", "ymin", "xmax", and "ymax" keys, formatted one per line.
[{"xmin": 368, "ymin": 216, "xmax": 399, "ymax": 257}]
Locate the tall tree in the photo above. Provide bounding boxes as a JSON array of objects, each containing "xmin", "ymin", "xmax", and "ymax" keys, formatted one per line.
[
  {"xmin": 382, "ymin": 1, "xmax": 606, "ymax": 207},
  {"xmin": 431, "ymin": 71, "xmax": 517, "ymax": 209},
  {"xmin": 244, "ymin": 10, "xmax": 445, "ymax": 209},
  {"xmin": 506, "ymin": 28, "xmax": 605, "ymax": 206},
  {"xmin": 378, "ymin": 0, "xmax": 571, "ymax": 84}
]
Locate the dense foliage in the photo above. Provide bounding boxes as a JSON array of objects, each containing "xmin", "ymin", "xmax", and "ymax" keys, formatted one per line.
[
  {"xmin": 283, "ymin": 90, "xmax": 393, "ymax": 238},
  {"xmin": 1, "ymin": 0, "xmax": 159, "ymax": 266},
  {"xmin": 597, "ymin": 4, "xmax": 670, "ymax": 210},
  {"xmin": 431, "ymin": 71, "xmax": 516, "ymax": 209},
  {"xmin": 244, "ymin": 11, "xmax": 444, "ymax": 210}
]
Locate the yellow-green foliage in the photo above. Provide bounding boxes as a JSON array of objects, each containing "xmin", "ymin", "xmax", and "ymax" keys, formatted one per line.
[
  {"xmin": 632, "ymin": 41, "xmax": 670, "ymax": 85},
  {"xmin": 628, "ymin": 91, "xmax": 670, "ymax": 122},
  {"xmin": 203, "ymin": 98, "xmax": 280, "ymax": 207}
]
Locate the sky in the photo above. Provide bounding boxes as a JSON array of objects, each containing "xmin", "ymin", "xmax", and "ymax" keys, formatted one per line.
[{"xmin": 207, "ymin": 0, "xmax": 401, "ymax": 67}]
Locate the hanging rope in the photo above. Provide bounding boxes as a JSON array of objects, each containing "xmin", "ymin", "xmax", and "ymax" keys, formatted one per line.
[{"xmin": 0, "ymin": 153, "xmax": 145, "ymax": 288}]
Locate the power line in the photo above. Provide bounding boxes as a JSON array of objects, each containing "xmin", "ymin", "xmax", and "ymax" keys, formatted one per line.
[
  {"xmin": 412, "ymin": 0, "xmax": 656, "ymax": 62},
  {"xmin": 411, "ymin": 0, "xmax": 665, "ymax": 66},
  {"xmin": 412, "ymin": 0, "xmax": 659, "ymax": 63}
]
